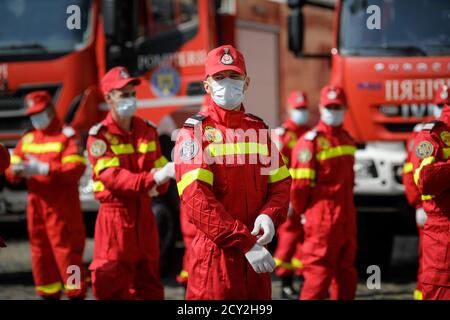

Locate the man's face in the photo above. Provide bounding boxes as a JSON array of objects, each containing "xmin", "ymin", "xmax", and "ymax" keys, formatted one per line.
[
  {"xmin": 106, "ymin": 84, "xmax": 136, "ymax": 114},
  {"xmin": 203, "ymin": 70, "xmax": 250, "ymax": 95}
]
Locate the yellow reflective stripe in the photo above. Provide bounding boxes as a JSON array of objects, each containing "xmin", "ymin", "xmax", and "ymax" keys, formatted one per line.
[
  {"xmin": 421, "ymin": 194, "xmax": 435, "ymax": 201},
  {"xmin": 287, "ymin": 138, "xmax": 296, "ymax": 149},
  {"xmin": 138, "ymin": 141, "xmax": 156, "ymax": 153},
  {"xmin": 289, "ymin": 168, "xmax": 316, "ymax": 180},
  {"xmin": 93, "ymin": 180, "xmax": 105, "ymax": 192},
  {"xmin": 206, "ymin": 143, "xmax": 269, "ymax": 157},
  {"xmin": 22, "ymin": 142, "xmax": 63, "ymax": 153},
  {"xmin": 413, "ymin": 156, "xmax": 435, "ymax": 185},
  {"xmin": 316, "ymin": 145, "xmax": 356, "ymax": 161},
  {"xmin": 111, "ymin": 144, "xmax": 134, "ymax": 155},
  {"xmin": 10, "ymin": 155, "xmax": 22, "ymax": 165},
  {"xmin": 414, "ymin": 289, "xmax": 423, "ymax": 300},
  {"xmin": 64, "ymin": 283, "xmax": 81, "ymax": 291},
  {"xmin": 403, "ymin": 162, "xmax": 413, "ymax": 174},
  {"xmin": 94, "ymin": 157, "xmax": 120, "ymax": 176},
  {"xmin": 154, "ymin": 155, "xmax": 168, "ymax": 168},
  {"xmin": 36, "ymin": 282, "xmax": 63, "ymax": 294},
  {"xmin": 443, "ymin": 148, "xmax": 450, "ymax": 160},
  {"xmin": 291, "ymin": 258, "xmax": 304, "ymax": 269},
  {"xmin": 61, "ymin": 154, "xmax": 87, "ymax": 165},
  {"xmin": 274, "ymin": 258, "xmax": 293, "ymax": 270},
  {"xmin": 179, "ymin": 270, "xmax": 188, "ymax": 279},
  {"xmin": 177, "ymin": 168, "xmax": 214, "ymax": 196},
  {"xmin": 268, "ymin": 165, "xmax": 290, "ymax": 183}
]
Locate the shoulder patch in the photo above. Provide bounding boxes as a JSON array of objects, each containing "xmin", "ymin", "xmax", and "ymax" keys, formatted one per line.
[
  {"xmin": 183, "ymin": 113, "xmax": 208, "ymax": 128},
  {"xmin": 144, "ymin": 119, "xmax": 157, "ymax": 128},
  {"xmin": 298, "ymin": 148, "xmax": 312, "ymax": 163},
  {"xmin": 89, "ymin": 123, "xmax": 104, "ymax": 136},
  {"xmin": 304, "ymin": 130, "xmax": 318, "ymax": 141},
  {"xmin": 245, "ymin": 113, "xmax": 268, "ymax": 128},
  {"xmin": 413, "ymin": 123, "xmax": 425, "ymax": 133},
  {"xmin": 415, "ymin": 141, "xmax": 434, "ymax": 159},
  {"xmin": 62, "ymin": 126, "xmax": 75, "ymax": 138},
  {"xmin": 422, "ymin": 120, "xmax": 442, "ymax": 131},
  {"xmin": 90, "ymin": 139, "xmax": 107, "ymax": 157}
]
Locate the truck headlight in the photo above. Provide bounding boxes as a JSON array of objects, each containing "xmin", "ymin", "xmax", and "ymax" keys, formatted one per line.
[{"xmin": 354, "ymin": 159, "xmax": 378, "ymax": 179}]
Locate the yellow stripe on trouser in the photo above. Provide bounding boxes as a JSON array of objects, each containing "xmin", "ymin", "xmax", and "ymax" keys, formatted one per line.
[
  {"xmin": 274, "ymin": 258, "xmax": 293, "ymax": 270},
  {"xmin": 179, "ymin": 270, "xmax": 188, "ymax": 279},
  {"xmin": 268, "ymin": 165, "xmax": 291, "ymax": 183},
  {"xmin": 94, "ymin": 157, "xmax": 120, "ymax": 176},
  {"xmin": 291, "ymin": 258, "xmax": 303, "ymax": 269},
  {"xmin": 36, "ymin": 282, "xmax": 63, "ymax": 295},
  {"xmin": 206, "ymin": 143, "xmax": 269, "ymax": 157},
  {"xmin": 10, "ymin": 155, "xmax": 22, "ymax": 164},
  {"xmin": 177, "ymin": 168, "xmax": 214, "ymax": 196},
  {"xmin": 403, "ymin": 162, "xmax": 413, "ymax": 174},
  {"xmin": 421, "ymin": 194, "xmax": 435, "ymax": 201},
  {"xmin": 414, "ymin": 289, "xmax": 423, "ymax": 300},
  {"xmin": 413, "ymin": 156, "xmax": 435, "ymax": 185},
  {"xmin": 22, "ymin": 142, "xmax": 63, "ymax": 153},
  {"xmin": 93, "ymin": 180, "xmax": 105, "ymax": 192},
  {"xmin": 62, "ymin": 154, "xmax": 87, "ymax": 165},
  {"xmin": 154, "ymin": 155, "xmax": 169, "ymax": 168},
  {"xmin": 289, "ymin": 168, "xmax": 316, "ymax": 180},
  {"xmin": 111, "ymin": 144, "xmax": 134, "ymax": 155},
  {"xmin": 138, "ymin": 141, "xmax": 156, "ymax": 153},
  {"xmin": 316, "ymin": 145, "xmax": 356, "ymax": 161}
]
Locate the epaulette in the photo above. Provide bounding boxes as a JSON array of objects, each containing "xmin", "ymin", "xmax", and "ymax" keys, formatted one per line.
[
  {"xmin": 246, "ymin": 113, "xmax": 268, "ymax": 128},
  {"xmin": 89, "ymin": 122, "xmax": 104, "ymax": 135},
  {"xmin": 413, "ymin": 123, "xmax": 425, "ymax": 133},
  {"xmin": 183, "ymin": 113, "xmax": 208, "ymax": 128},
  {"xmin": 144, "ymin": 119, "xmax": 157, "ymax": 128},
  {"xmin": 62, "ymin": 126, "xmax": 75, "ymax": 138},
  {"xmin": 304, "ymin": 130, "xmax": 318, "ymax": 141},
  {"xmin": 422, "ymin": 120, "xmax": 442, "ymax": 131}
]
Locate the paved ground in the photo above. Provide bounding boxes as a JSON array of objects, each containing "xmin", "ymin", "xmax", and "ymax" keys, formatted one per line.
[{"xmin": 0, "ymin": 220, "xmax": 418, "ymax": 300}]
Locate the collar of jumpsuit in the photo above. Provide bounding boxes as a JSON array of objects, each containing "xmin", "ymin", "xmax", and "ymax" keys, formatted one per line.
[
  {"xmin": 39, "ymin": 115, "xmax": 62, "ymax": 135},
  {"xmin": 207, "ymin": 99, "xmax": 245, "ymax": 129},
  {"xmin": 104, "ymin": 111, "xmax": 138, "ymax": 136},
  {"xmin": 318, "ymin": 119, "xmax": 344, "ymax": 135}
]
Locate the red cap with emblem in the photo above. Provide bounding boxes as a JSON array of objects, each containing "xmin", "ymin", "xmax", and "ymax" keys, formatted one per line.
[
  {"xmin": 319, "ymin": 85, "xmax": 347, "ymax": 107},
  {"xmin": 434, "ymin": 84, "xmax": 450, "ymax": 105},
  {"xmin": 24, "ymin": 91, "xmax": 52, "ymax": 115},
  {"xmin": 101, "ymin": 66, "xmax": 141, "ymax": 95},
  {"xmin": 287, "ymin": 91, "xmax": 308, "ymax": 109},
  {"xmin": 205, "ymin": 45, "xmax": 246, "ymax": 78}
]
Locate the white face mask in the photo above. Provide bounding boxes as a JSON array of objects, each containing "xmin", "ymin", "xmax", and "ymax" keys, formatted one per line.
[
  {"xmin": 290, "ymin": 109, "xmax": 309, "ymax": 125},
  {"xmin": 209, "ymin": 78, "xmax": 245, "ymax": 110},
  {"xmin": 433, "ymin": 105, "xmax": 443, "ymax": 118},
  {"xmin": 320, "ymin": 107, "xmax": 345, "ymax": 127},
  {"xmin": 116, "ymin": 97, "xmax": 137, "ymax": 118},
  {"xmin": 30, "ymin": 110, "xmax": 52, "ymax": 129}
]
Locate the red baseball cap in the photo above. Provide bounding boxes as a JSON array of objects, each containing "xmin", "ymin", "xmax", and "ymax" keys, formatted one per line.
[
  {"xmin": 101, "ymin": 66, "xmax": 141, "ymax": 95},
  {"xmin": 287, "ymin": 91, "xmax": 308, "ymax": 109},
  {"xmin": 205, "ymin": 45, "xmax": 246, "ymax": 78},
  {"xmin": 0, "ymin": 143, "xmax": 10, "ymax": 174},
  {"xmin": 320, "ymin": 85, "xmax": 347, "ymax": 107},
  {"xmin": 434, "ymin": 84, "xmax": 450, "ymax": 105},
  {"xmin": 24, "ymin": 91, "xmax": 52, "ymax": 115}
]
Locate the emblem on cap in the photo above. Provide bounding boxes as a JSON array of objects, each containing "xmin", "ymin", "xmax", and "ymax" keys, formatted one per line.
[
  {"xmin": 327, "ymin": 89, "xmax": 337, "ymax": 100},
  {"xmin": 296, "ymin": 95, "xmax": 304, "ymax": 103},
  {"xmin": 26, "ymin": 99, "xmax": 34, "ymax": 108},
  {"xmin": 120, "ymin": 68, "xmax": 130, "ymax": 79},
  {"xmin": 440, "ymin": 86, "xmax": 448, "ymax": 100},
  {"xmin": 221, "ymin": 48, "xmax": 234, "ymax": 65}
]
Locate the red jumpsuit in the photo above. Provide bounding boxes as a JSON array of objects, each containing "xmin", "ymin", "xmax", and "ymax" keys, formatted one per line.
[
  {"xmin": 410, "ymin": 109, "xmax": 450, "ymax": 300},
  {"xmin": 290, "ymin": 121, "xmax": 357, "ymax": 300},
  {"xmin": 176, "ymin": 206, "xmax": 196, "ymax": 285},
  {"xmin": 402, "ymin": 127, "xmax": 425, "ymax": 300},
  {"xmin": 5, "ymin": 118, "xmax": 87, "ymax": 299},
  {"xmin": 273, "ymin": 119, "xmax": 308, "ymax": 277},
  {"xmin": 174, "ymin": 101, "xmax": 291, "ymax": 300},
  {"xmin": 87, "ymin": 112, "xmax": 169, "ymax": 300}
]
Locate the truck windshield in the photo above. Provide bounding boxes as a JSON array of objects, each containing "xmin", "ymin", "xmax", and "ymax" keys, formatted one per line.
[
  {"xmin": 339, "ymin": 0, "xmax": 450, "ymax": 56},
  {"xmin": 0, "ymin": 0, "xmax": 93, "ymax": 58}
]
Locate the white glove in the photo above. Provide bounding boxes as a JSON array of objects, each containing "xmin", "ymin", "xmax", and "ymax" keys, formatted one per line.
[
  {"xmin": 153, "ymin": 162, "xmax": 175, "ymax": 185},
  {"xmin": 251, "ymin": 214, "xmax": 275, "ymax": 246},
  {"xmin": 415, "ymin": 207, "xmax": 427, "ymax": 226},
  {"xmin": 245, "ymin": 244, "xmax": 275, "ymax": 273},
  {"xmin": 22, "ymin": 156, "xmax": 49, "ymax": 177}
]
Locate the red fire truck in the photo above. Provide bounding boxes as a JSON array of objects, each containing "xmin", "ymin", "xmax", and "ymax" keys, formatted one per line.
[{"xmin": 287, "ymin": 0, "xmax": 450, "ymax": 269}]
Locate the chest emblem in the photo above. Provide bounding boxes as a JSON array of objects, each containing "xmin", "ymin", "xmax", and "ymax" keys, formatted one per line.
[
  {"xmin": 440, "ymin": 131, "xmax": 450, "ymax": 147},
  {"xmin": 204, "ymin": 126, "xmax": 223, "ymax": 143},
  {"xmin": 317, "ymin": 136, "xmax": 331, "ymax": 150}
]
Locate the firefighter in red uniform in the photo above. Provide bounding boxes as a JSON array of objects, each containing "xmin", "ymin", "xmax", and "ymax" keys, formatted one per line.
[
  {"xmin": 290, "ymin": 85, "xmax": 357, "ymax": 300},
  {"xmin": 402, "ymin": 86, "xmax": 450, "ymax": 300},
  {"xmin": 174, "ymin": 45, "xmax": 291, "ymax": 300},
  {"xmin": 410, "ymin": 84, "xmax": 450, "ymax": 300},
  {"xmin": 273, "ymin": 90, "xmax": 310, "ymax": 299},
  {"xmin": 6, "ymin": 91, "xmax": 87, "ymax": 299},
  {"xmin": 0, "ymin": 143, "xmax": 10, "ymax": 248},
  {"xmin": 87, "ymin": 67, "xmax": 172, "ymax": 300}
]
